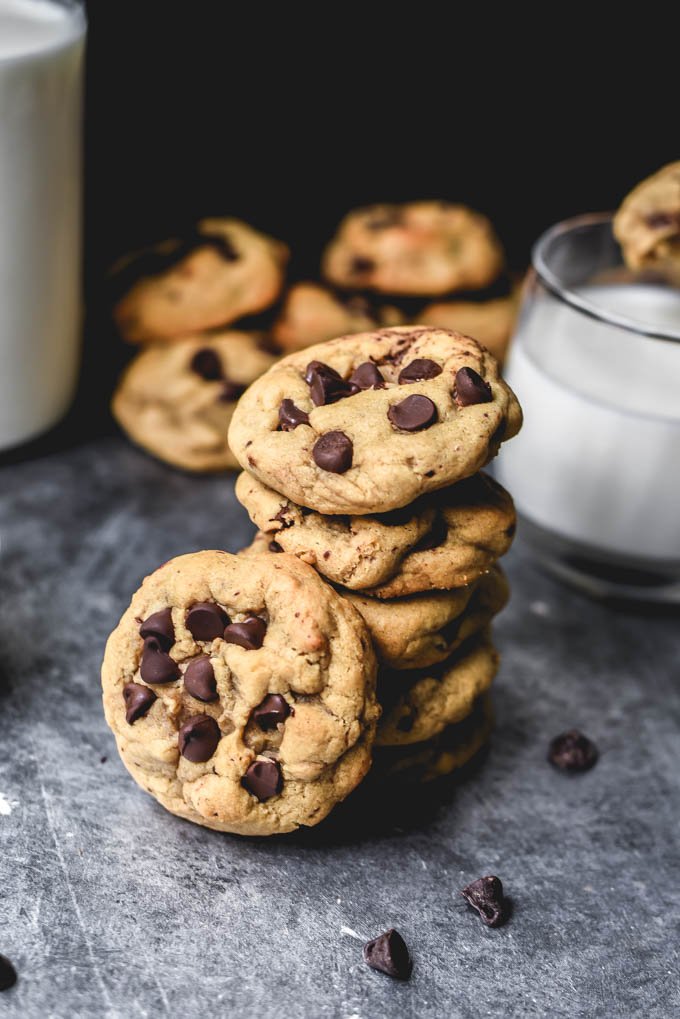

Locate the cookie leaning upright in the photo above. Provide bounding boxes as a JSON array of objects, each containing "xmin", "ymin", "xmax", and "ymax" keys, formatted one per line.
[
  {"xmin": 613, "ymin": 162, "xmax": 680, "ymax": 273},
  {"xmin": 101, "ymin": 551, "xmax": 379, "ymax": 836},
  {"xmin": 228, "ymin": 326, "xmax": 522, "ymax": 515}
]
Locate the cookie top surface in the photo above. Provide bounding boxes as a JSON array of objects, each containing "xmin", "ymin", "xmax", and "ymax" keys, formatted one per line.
[
  {"xmin": 101, "ymin": 551, "xmax": 379, "ymax": 836},
  {"xmin": 322, "ymin": 201, "xmax": 504, "ymax": 296},
  {"xmin": 272, "ymin": 282, "xmax": 403, "ymax": 353},
  {"xmin": 112, "ymin": 218, "xmax": 289, "ymax": 343},
  {"xmin": 417, "ymin": 291, "xmax": 520, "ymax": 365},
  {"xmin": 112, "ymin": 331, "xmax": 276, "ymax": 472},
  {"xmin": 614, "ymin": 162, "xmax": 680, "ymax": 271},
  {"xmin": 237, "ymin": 471, "xmax": 515, "ymax": 594},
  {"xmin": 228, "ymin": 326, "xmax": 522, "ymax": 515}
]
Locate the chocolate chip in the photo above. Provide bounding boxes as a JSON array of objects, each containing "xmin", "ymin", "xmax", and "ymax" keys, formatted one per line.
[
  {"xmin": 178, "ymin": 715, "xmax": 221, "ymax": 763},
  {"xmin": 363, "ymin": 929, "xmax": 412, "ymax": 980},
  {"xmin": 140, "ymin": 637, "xmax": 180, "ymax": 684},
  {"xmin": 454, "ymin": 367, "xmax": 493, "ymax": 406},
  {"xmin": 461, "ymin": 875, "xmax": 508, "ymax": 928},
  {"xmin": 184, "ymin": 656, "xmax": 218, "ymax": 702},
  {"xmin": 268, "ymin": 540, "xmax": 283, "ymax": 553},
  {"xmin": 365, "ymin": 208, "xmax": 403, "ymax": 230},
  {"xmin": 387, "ymin": 394, "xmax": 438, "ymax": 432},
  {"xmin": 0, "ymin": 954, "xmax": 17, "ymax": 991},
  {"xmin": 242, "ymin": 759, "xmax": 282, "ymax": 800},
  {"xmin": 396, "ymin": 711, "xmax": 415, "ymax": 732},
  {"xmin": 646, "ymin": 211, "xmax": 678, "ymax": 229},
  {"xmin": 398, "ymin": 358, "xmax": 443, "ymax": 384},
  {"xmin": 123, "ymin": 682, "xmax": 157, "ymax": 724},
  {"xmin": 253, "ymin": 694, "xmax": 290, "ymax": 730},
  {"xmin": 190, "ymin": 348, "xmax": 223, "ymax": 381},
  {"xmin": 349, "ymin": 362, "xmax": 385, "ymax": 390},
  {"xmin": 548, "ymin": 730, "xmax": 598, "ymax": 772},
  {"xmin": 350, "ymin": 256, "xmax": 376, "ymax": 275},
  {"xmin": 313, "ymin": 431, "xmax": 353, "ymax": 473},
  {"xmin": 217, "ymin": 379, "xmax": 246, "ymax": 402},
  {"xmin": 224, "ymin": 616, "xmax": 267, "ymax": 650},
  {"xmin": 278, "ymin": 399, "xmax": 310, "ymax": 431},
  {"xmin": 186, "ymin": 602, "xmax": 230, "ymax": 642},
  {"xmin": 305, "ymin": 360, "xmax": 356, "ymax": 406},
  {"xmin": 139, "ymin": 608, "xmax": 174, "ymax": 651}
]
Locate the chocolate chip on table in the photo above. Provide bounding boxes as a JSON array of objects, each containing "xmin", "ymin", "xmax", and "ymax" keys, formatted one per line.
[
  {"xmin": 363, "ymin": 929, "xmax": 412, "ymax": 980},
  {"xmin": 139, "ymin": 608, "xmax": 175, "ymax": 651},
  {"xmin": 278, "ymin": 399, "xmax": 310, "ymax": 431},
  {"xmin": 223, "ymin": 616, "xmax": 267, "ymax": 650},
  {"xmin": 350, "ymin": 255, "xmax": 376, "ymax": 274},
  {"xmin": 305, "ymin": 360, "xmax": 356, "ymax": 406},
  {"xmin": 217, "ymin": 379, "xmax": 246, "ymax": 402},
  {"xmin": 454, "ymin": 367, "xmax": 493, "ymax": 406},
  {"xmin": 186, "ymin": 602, "xmax": 230, "ymax": 642},
  {"xmin": 140, "ymin": 637, "xmax": 181, "ymax": 684},
  {"xmin": 242, "ymin": 759, "xmax": 282, "ymax": 800},
  {"xmin": 178, "ymin": 715, "xmax": 221, "ymax": 763},
  {"xmin": 548, "ymin": 730, "xmax": 598, "ymax": 772},
  {"xmin": 313, "ymin": 431, "xmax": 353, "ymax": 473},
  {"xmin": 184, "ymin": 656, "xmax": 218, "ymax": 702},
  {"xmin": 461, "ymin": 875, "xmax": 508, "ymax": 928},
  {"xmin": 253, "ymin": 693, "xmax": 290, "ymax": 730},
  {"xmin": 349, "ymin": 361, "xmax": 385, "ymax": 390},
  {"xmin": 398, "ymin": 358, "xmax": 443, "ymax": 384},
  {"xmin": 190, "ymin": 348, "xmax": 223, "ymax": 381},
  {"xmin": 388, "ymin": 394, "xmax": 438, "ymax": 432},
  {"xmin": 123, "ymin": 682, "xmax": 157, "ymax": 724},
  {"xmin": 0, "ymin": 953, "xmax": 17, "ymax": 991}
]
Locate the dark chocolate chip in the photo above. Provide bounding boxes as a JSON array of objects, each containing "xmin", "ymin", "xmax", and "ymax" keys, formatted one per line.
[
  {"xmin": 224, "ymin": 616, "xmax": 267, "ymax": 650},
  {"xmin": 350, "ymin": 256, "xmax": 376, "ymax": 275},
  {"xmin": 217, "ymin": 379, "xmax": 246, "ymax": 402},
  {"xmin": 253, "ymin": 694, "xmax": 290, "ymax": 730},
  {"xmin": 184, "ymin": 656, "xmax": 218, "ymax": 702},
  {"xmin": 139, "ymin": 608, "xmax": 175, "ymax": 651},
  {"xmin": 548, "ymin": 730, "xmax": 598, "ymax": 772},
  {"xmin": 0, "ymin": 954, "xmax": 17, "ymax": 992},
  {"xmin": 365, "ymin": 208, "xmax": 404, "ymax": 230},
  {"xmin": 398, "ymin": 358, "xmax": 443, "ymax": 384},
  {"xmin": 186, "ymin": 602, "xmax": 230, "ymax": 642},
  {"xmin": 313, "ymin": 431, "xmax": 353, "ymax": 473},
  {"xmin": 454, "ymin": 367, "xmax": 493, "ymax": 406},
  {"xmin": 268, "ymin": 540, "xmax": 283, "ymax": 553},
  {"xmin": 123, "ymin": 682, "xmax": 157, "ymax": 724},
  {"xmin": 305, "ymin": 360, "xmax": 356, "ymax": 406},
  {"xmin": 242, "ymin": 759, "xmax": 282, "ymax": 800},
  {"xmin": 396, "ymin": 711, "xmax": 415, "ymax": 732},
  {"xmin": 387, "ymin": 394, "xmax": 438, "ymax": 432},
  {"xmin": 178, "ymin": 715, "xmax": 221, "ymax": 763},
  {"xmin": 190, "ymin": 348, "xmax": 223, "ymax": 381},
  {"xmin": 279, "ymin": 399, "xmax": 310, "ymax": 431},
  {"xmin": 349, "ymin": 362, "xmax": 385, "ymax": 390},
  {"xmin": 363, "ymin": 929, "xmax": 412, "ymax": 980},
  {"xmin": 646, "ymin": 211, "xmax": 678, "ymax": 230},
  {"xmin": 140, "ymin": 637, "xmax": 181, "ymax": 684},
  {"xmin": 461, "ymin": 875, "xmax": 508, "ymax": 928}
]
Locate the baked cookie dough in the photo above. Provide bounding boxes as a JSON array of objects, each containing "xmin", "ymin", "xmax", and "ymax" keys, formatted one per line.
[
  {"xmin": 614, "ymin": 162, "xmax": 680, "ymax": 272},
  {"xmin": 236, "ymin": 471, "xmax": 515, "ymax": 596},
  {"xmin": 112, "ymin": 218, "xmax": 289, "ymax": 344},
  {"xmin": 376, "ymin": 632, "xmax": 498, "ymax": 747},
  {"xmin": 101, "ymin": 551, "xmax": 379, "ymax": 836},
  {"xmin": 271, "ymin": 281, "xmax": 403, "ymax": 353},
  {"xmin": 417, "ymin": 292, "xmax": 520, "ymax": 365},
  {"xmin": 229, "ymin": 326, "xmax": 522, "ymax": 515},
  {"xmin": 112, "ymin": 331, "xmax": 276, "ymax": 472},
  {"xmin": 322, "ymin": 201, "xmax": 504, "ymax": 296}
]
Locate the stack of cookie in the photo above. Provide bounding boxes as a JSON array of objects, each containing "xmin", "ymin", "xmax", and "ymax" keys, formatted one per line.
[
  {"xmin": 230, "ymin": 324, "xmax": 523, "ymax": 784},
  {"xmin": 110, "ymin": 218, "xmax": 288, "ymax": 471}
]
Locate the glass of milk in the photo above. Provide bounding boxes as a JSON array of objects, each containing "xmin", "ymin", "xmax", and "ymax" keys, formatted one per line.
[
  {"xmin": 496, "ymin": 212, "xmax": 680, "ymax": 602},
  {"xmin": 0, "ymin": 0, "xmax": 86, "ymax": 452}
]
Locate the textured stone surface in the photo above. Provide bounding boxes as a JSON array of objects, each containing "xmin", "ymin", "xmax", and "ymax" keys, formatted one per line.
[{"xmin": 0, "ymin": 436, "xmax": 679, "ymax": 1018}]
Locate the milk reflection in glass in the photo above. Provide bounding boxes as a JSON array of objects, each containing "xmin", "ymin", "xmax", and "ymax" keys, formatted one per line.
[
  {"xmin": 0, "ymin": 0, "xmax": 86, "ymax": 450},
  {"xmin": 497, "ymin": 284, "xmax": 680, "ymax": 561}
]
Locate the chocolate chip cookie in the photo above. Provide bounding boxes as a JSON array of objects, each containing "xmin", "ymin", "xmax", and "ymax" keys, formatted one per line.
[
  {"xmin": 228, "ymin": 326, "xmax": 522, "ymax": 515},
  {"xmin": 111, "ymin": 331, "xmax": 276, "ymax": 472},
  {"xmin": 271, "ymin": 281, "xmax": 403, "ymax": 353},
  {"xmin": 417, "ymin": 291, "xmax": 520, "ymax": 365},
  {"xmin": 236, "ymin": 471, "xmax": 515, "ymax": 595},
  {"xmin": 112, "ymin": 218, "xmax": 289, "ymax": 343},
  {"xmin": 101, "ymin": 551, "xmax": 379, "ymax": 836},
  {"xmin": 614, "ymin": 162, "xmax": 680, "ymax": 272},
  {"xmin": 322, "ymin": 201, "xmax": 504, "ymax": 296}
]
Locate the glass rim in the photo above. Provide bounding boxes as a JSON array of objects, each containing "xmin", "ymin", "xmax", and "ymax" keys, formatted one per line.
[
  {"xmin": 0, "ymin": 0, "xmax": 86, "ymax": 67},
  {"xmin": 531, "ymin": 211, "xmax": 680, "ymax": 345}
]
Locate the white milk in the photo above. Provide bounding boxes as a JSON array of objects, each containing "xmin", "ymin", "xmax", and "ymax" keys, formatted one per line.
[
  {"xmin": 0, "ymin": 0, "xmax": 85, "ymax": 450},
  {"xmin": 497, "ymin": 284, "xmax": 680, "ymax": 563}
]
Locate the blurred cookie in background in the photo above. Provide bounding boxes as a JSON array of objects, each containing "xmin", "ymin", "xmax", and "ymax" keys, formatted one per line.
[
  {"xmin": 271, "ymin": 282, "xmax": 403, "ymax": 353},
  {"xmin": 614, "ymin": 162, "xmax": 680, "ymax": 275},
  {"xmin": 417, "ymin": 288, "xmax": 521, "ymax": 364}
]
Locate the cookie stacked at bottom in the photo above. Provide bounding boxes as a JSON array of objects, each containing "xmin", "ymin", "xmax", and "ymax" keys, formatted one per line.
[{"xmin": 230, "ymin": 325, "xmax": 522, "ymax": 785}]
